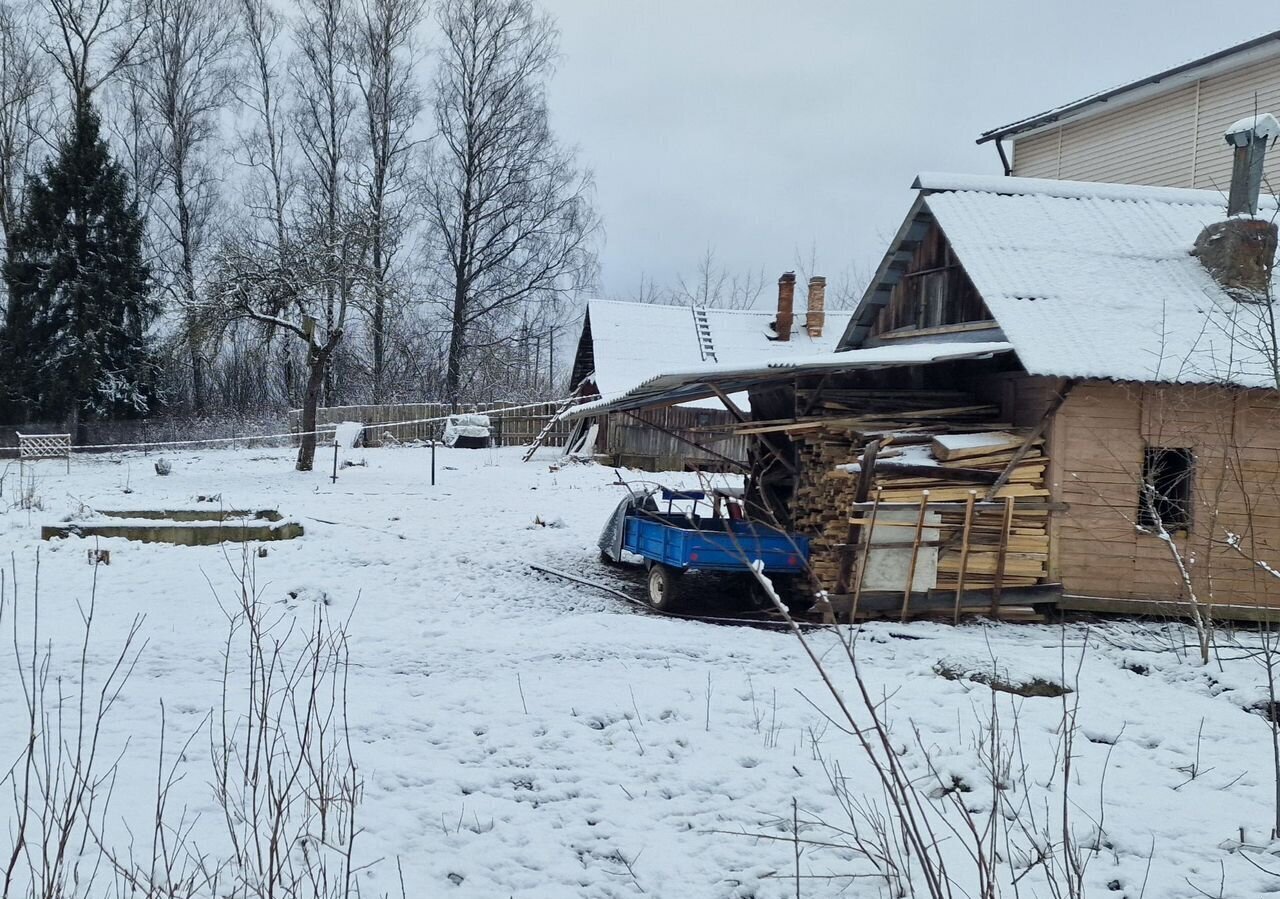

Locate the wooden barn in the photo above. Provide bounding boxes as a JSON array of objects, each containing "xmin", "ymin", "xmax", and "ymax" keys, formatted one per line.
[
  {"xmin": 564, "ymin": 280, "xmax": 852, "ymax": 471},
  {"xmin": 567, "ymin": 123, "xmax": 1280, "ymax": 621}
]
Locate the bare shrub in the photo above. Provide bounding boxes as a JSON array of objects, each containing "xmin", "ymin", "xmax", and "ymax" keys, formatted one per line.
[
  {"xmin": 0, "ymin": 552, "xmax": 145, "ymax": 899},
  {"xmin": 738, "ymin": 563, "xmax": 1104, "ymax": 897},
  {"xmin": 210, "ymin": 551, "xmax": 364, "ymax": 898}
]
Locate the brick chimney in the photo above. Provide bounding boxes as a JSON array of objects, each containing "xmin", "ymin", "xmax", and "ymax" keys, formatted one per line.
[
  {"xmin": 1192, "ymin": 113, "xmax": 1280, "ymax": 299},
  {"xmin": 805, "ymin": 276, "xmax": 826, "ymax": 338},
  {"xmin": 773, "ymin": 272, "xmax": 796, "ymax": 341}
]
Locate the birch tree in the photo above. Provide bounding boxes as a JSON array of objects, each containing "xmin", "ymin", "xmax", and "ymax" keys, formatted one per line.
[
  {"xmin": 0, "ymin": 2, "xmax": 50, "ymax": 252},
  {"xmin": 290, "ymin": 0, "xmax": 359, "ymax": 406},
  {"xmin": 348, "ymin": 0, "xmax": 424, "ymax": 402},
  {"xmin": 423, "ymin": 0, "xmax": 597, "ymax": 406},
  {"xmin": 135, "ymin": 0, "xmax": 237, "ymax": 414},
  {"xmin": 40, "ymin": 0, "xmax": 149, "ymax": 109},
  {"xmin": 210, "ymin": 0, "xmax": 364, "ymax": 470}
]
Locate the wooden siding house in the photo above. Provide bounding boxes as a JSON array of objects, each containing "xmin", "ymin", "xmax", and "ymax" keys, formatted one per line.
[
  {"xmin": 566, "ymin": 285, "xmax": 852, "ymax": 471},
  {"xmin": 979, "ymin": 28, "xmax": 1280, "ymax": 190},
  {"xmin": 567, "ymin": 135, "xmax": 1280, "ymax": 620},
  {"xmin": 830, "ymin": 152, "xmax": 1280, "ymax": 618}
]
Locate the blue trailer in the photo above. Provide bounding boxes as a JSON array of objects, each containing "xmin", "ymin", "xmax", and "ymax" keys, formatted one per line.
[{"xmin": 599, "ymin": 488, "xmax": 810, "ymax": 610}]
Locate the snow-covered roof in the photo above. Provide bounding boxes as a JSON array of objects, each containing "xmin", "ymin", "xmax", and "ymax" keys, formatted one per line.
[
  {"xmin": 565, "ymin": 342, "xmax": 1014, "ymax": 419},
  {"xmin": 841, "ymin": 173, "xmax": 1280, "ymax": 388},
  {"xmin": 978, "ymin": 29, "xmax": 1280, "ymax": 144},
  {"xmin": 575, "ymin": 299, "xmax": 853, "ymax": 409}
]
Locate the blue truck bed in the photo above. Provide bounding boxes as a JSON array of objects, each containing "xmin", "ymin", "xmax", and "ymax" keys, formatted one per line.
[{"xmin": 622, "ymin": 512, "xmax": 809, "ymax": 573}]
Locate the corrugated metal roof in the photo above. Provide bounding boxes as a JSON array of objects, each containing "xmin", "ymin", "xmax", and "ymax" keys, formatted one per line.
[
  {"xmin": 583, "ymin": 299, "xmax": 854, "ymax": 405},
  {"xmin": 978, "ymin": 28, "xmax": 1280, "ymax": 145},
  {"xmin": 564, "ymin": 342, "xmax": 1015, "ymax": 419},
  {"xmin": 843, "ymin": 173, "xmax": 1280, "ymax": 389}
]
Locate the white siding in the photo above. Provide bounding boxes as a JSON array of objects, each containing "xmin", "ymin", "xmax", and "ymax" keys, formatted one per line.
[
  {"xmin": 1191, "ymin": 55, "xmax": 1280, "ymax": 191},
  {"xmin": 1011, "ymin": 130, "xmax": 1060, "ymax": 178},
  {"xmin": 1009, "ymin": 52, "xmax": 1280, "ymax": 189},
  {"xmin": 1011, "ymin": 85, "xmax": 1197, "ymax": 185}
]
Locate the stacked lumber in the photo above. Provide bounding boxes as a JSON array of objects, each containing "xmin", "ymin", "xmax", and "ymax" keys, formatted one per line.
[{"xmin": 787, "ymin": 398, "xmax": 1051, "ymax": 598}]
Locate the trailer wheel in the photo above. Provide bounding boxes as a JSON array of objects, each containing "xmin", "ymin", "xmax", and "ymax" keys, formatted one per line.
[{"xmin": 646, "ymin": 564, "xmax": 684, "ymax": 611}]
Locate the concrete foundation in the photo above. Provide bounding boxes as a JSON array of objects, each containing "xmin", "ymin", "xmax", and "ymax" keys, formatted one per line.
[{"xmin": 42, "ymin": 509, "xmax": 302, "ymax": 545}]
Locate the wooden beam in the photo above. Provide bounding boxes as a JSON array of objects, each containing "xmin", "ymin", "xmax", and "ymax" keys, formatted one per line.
[
  {"xmin": 982, "ymin": 379, "xmax": 1075, "ymax": 502},
  {"xmin": 827, "ymin": 582, "xmax": 1063, "ymax": 617},
  {"xmin": 900, "ymin": 491, "xmax": 930, "ymax": 622},
  {"xmin": 850, "ymin": 500, "xmax": 1069, "ymax": 513},
  {"xmin": 989, "ymin": 496, "xmax": 1015, "ymax": 619},
  {"xmin": 848, "ymin": 488, "xmax": 880, "ymax": 623},
  {"xmin": 707, "ymin": 383, "xmax": 749, "ymax": 422},
  {"xmin": 952, "ymin": 491, "xmax": 976, "ymax": 624},
  {"xmin": 839, "ymin": 461, "xmax": 1000, "ymax": 484},
  {"xmin": 834, "ymin": 439, "xmax": 881, "ymax": 595},
  {"xmin": 799, "ymin": 374, "xmax": 832, "ymax": 417}
]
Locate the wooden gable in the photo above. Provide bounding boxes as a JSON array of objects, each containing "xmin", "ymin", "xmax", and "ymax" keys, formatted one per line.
[{"xmin": 869, "ymin": 220, "xmax": 994, "ymax": 338}]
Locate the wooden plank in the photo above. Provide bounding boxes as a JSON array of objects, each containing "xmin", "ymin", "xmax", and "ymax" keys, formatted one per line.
[
  {"xmin": 952, "ymin": 491, "xmax": 976, "ymax": 624},
  {"xmin": 900, "ymin": 491, "xmax": 930, "ymax": 622},
  {"xmin": 848, "ymin": 489, "xmax": 881, "ymax": 623},
  {"xmin": 834, "ymin": 461, "xmax": 1001, "ymax": 483},
  {"xmin": 931, "ymin": 431, "xmax": 1025, "ymax": 461},
  {"xmin": 835, "ymin": 440, "xmax": 881, "ymax": 596},
  {"xmin": 990, "ymin": 497, "xmax": 1015, "ymax": 619},
  {"xmin": 827, "ymin": 583, "xmax": 1063, "ymax": 617}
]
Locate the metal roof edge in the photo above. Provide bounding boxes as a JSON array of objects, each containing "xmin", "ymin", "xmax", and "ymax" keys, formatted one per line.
[{"xmin": 977, "ymin": 28, "xmax": 1280, "ymax": 145}]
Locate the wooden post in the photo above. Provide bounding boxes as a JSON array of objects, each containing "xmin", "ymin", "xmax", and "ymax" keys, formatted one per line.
[
  {"xmin": 848, "ymin": 488, "xmax": 881, "ymax": 623},
  {"xmin": 835, "ymin": 439, "xmax": 882, "ymax": 595},
  {"xmin": 900, "ymin": 490, "xmax": 930, "ymax": 622},
  {"xmin": 952, "ymin": 491, "xmax": 976, "ymax": 624},
  {"xmin": 990, "ymin": 496, "xmax": 1015, "ymax": 619}
]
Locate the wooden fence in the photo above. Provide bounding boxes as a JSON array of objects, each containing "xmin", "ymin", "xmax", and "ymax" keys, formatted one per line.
[{"xmin": 290, "ymin": 401, "xmax": 574, "ymax": 447}]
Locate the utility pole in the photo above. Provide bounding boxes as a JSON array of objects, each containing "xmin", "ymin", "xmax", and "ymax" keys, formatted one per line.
[{"xmin": 547, "ymin": 324, "xmax": 557, "ymax": 394}]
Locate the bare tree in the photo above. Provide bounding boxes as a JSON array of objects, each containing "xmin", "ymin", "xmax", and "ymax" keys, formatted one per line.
[
  {"xmin": 40, "ymin": 0, "xmax": 148, "ymax": 109},
  {"xmin": 675, "ymin": 244, "xmax": 766, "ymax": 310},
  {"xmin": 135, "ymin": 0, "xmax": 238, "ymax": 416},
  {"xmin": 235, "ymin": 0, "xmax": 289, "ymax": 253},
  {"xmin": 211, "ymin": 225, "xmax": 351, "ymax": 470},
  {"xmin": 0, "ymin": 3, "xmax": 50, "ymax": 251},
  {"xmin": 212, "ymin": 0, "xmax": 359, "ymax": 470},
  {"xmin": 423, "ymin": 0, "xmax": 597, "ymax": 407},
  {"xmin": 348, "ymin": 0, "xmax": 425, "ymax": 404},
  {"xmin": 290, "ymin": 0, "xmax": 360, "ymax": 407}
]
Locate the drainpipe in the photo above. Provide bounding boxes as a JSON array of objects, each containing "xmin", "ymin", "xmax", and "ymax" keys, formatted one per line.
[{"xmin": 995, "ymin": 138, "xmax": 1012, "ymax": 176}]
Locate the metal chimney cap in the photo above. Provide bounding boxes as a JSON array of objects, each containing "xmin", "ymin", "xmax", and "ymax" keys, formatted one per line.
[{"xmin": 1224, "ymin": 113, "xmax": 1280, "ymax": 146}]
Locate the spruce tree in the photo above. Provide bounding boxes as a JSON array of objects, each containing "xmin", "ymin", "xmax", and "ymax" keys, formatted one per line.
[{"xmin": 3, "ymin": 101, "xmax": 155, "ymax": 432}]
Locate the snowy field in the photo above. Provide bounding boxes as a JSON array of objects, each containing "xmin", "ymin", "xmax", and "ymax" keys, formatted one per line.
[{"xmin": 2, "ymin": 445, "xmax": 1280, "ymax": 897}]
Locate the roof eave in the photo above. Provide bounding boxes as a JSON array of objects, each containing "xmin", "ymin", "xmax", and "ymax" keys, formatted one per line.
[{"xmin": 977, "ymin": 28, "xmax": 1280, "ymax": 146}]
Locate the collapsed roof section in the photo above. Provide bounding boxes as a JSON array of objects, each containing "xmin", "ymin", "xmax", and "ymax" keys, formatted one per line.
[{"xmin": 562, "ymin": 342, "xmax": 1016, "ymax": 419}]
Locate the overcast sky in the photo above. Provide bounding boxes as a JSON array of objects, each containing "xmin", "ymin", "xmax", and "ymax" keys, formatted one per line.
[{"xmin": 537, "ymin": 0, "xmax": 1275, "ymax": 306}]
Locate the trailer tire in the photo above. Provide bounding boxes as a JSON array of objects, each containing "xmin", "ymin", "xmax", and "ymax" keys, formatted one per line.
[{"xmin": 646, "ymin": 564, "xmax": 684, "ymax": 611}]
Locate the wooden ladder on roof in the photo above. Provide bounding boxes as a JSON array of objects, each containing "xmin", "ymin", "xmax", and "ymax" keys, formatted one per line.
[
  {"xmin": 692, "ymin": 306, "xmax": 718, "ymax": 362},
  {"xmin": 521, "ymin": 389, "xmax": 583, "ymax": 462}
]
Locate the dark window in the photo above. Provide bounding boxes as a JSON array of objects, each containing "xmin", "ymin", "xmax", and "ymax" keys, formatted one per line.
[{"xmin": 1138, "ymin": 447, "xmax": 1193, "ymax": 530}]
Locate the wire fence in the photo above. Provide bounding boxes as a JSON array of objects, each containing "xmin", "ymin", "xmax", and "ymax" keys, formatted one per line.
[
  {"xmin": 0, "ymin": 397, "xmax": 582, "ymax": 457},
  {"xmin": 290, "ymin": 400, "xmax": 577, "ymax": 447}
]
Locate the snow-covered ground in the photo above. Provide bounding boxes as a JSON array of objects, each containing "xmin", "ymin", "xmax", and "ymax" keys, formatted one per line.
[{"xmin": 2, "ymin": 445, "xmax": 1279, "ymax": 897}]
